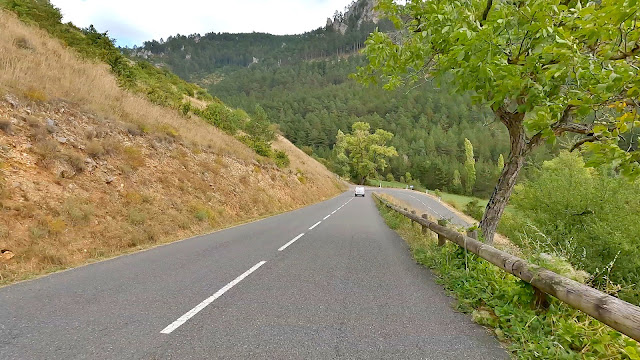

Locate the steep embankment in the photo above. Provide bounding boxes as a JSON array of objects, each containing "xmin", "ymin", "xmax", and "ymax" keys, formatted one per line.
[{"xmin": 0, "ymin": 11, "xmax": 344, "ymax": 284}]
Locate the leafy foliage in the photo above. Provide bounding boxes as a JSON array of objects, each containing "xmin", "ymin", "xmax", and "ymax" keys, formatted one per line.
[
  {"xmin": 376, "ymin": 199, "xmax": 640, "ymax": 359},
  {"xmin": 357, "ymin": 0, "xmax": 640, "ymax": 241},
  {"xmin": 209, "ymin": 58, "xmax": 516, "ymax": 197},
  {"xmin": 463, "ymin": 138, "xmax": 476, "ymax": 195},
  {"xmin": 500, "ymin": 152, "xmax": 640, "ymax": 304},
  {"xmin": 335, "ymin": 122, "xmax": 398, "ymax": 183}
]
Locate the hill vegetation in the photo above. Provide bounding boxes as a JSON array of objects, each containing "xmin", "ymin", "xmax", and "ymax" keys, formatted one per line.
[
  {"xmin": 0, "ymin": 6, "xmax": 343, "ymax": 284},
  {"xmin": 0, "ymin": 0, "xmax": 291, "ymax": 166},
  {"xmin": 132, "ymin": 0, "xmax": 640, "ymax": 307}
]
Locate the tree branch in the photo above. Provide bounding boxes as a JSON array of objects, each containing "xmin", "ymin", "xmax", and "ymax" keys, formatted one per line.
[
  {"xmin": 481, "ymin": 0, "xmax": 493, "ymax": 24},
  {"xmin": 570, "ymin": 136, "xmax": 599, "ymax": 152},
  {"xmin": 526, "ymin": 105, "xmax": 592, "ymax": 151},
  {"xmin": 610, "ymin": 43, "xmax": 640, "ymax": 60}
]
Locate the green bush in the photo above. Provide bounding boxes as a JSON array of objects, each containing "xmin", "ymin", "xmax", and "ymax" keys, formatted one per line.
[
  {"xmin": 376, "ymin": 200, "xmax": 640, "ymax": 359},
  {"xmin": 273, "ymin": 150, "xmax": 290, "ymax": 168},
  {"xmin": 463, "ymin": 199, "xmax": 484, "ymax": 220},
  {"xmin": 501, "ymin": 152, "xmax": 640, "ymax": 304}
]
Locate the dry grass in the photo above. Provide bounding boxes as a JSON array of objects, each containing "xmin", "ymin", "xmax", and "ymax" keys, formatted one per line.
[
  {"xmin": 0, "ymin": 10, "xmax": 345, "ymax": 286},
  {"xmin": 0, "ymin": 10, "xmax": 255, "ymax": 160}
]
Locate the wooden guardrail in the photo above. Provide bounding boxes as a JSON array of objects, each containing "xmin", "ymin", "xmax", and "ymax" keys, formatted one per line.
[{"xmin": 373, "ymin": 192, "xmax": 640, "ymax": 342}]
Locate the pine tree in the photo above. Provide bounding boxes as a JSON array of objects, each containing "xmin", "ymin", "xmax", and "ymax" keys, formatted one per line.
[
  {"xmin": 464, "ymin": 138, "xmax": 476, "ymax": 195},
  {"xmin": 452, "ymin": 169, "xmax": 462, "ymax": 194}
]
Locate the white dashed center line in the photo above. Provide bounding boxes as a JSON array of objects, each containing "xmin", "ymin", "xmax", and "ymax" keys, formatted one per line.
[
  {"xmin": 309, "ymin": 221, "xmax": 322, "ymax": 230},
  {"xmin": 160, "ymin": 261, "xmax": 267, "ymax": 334},
  {"xmin": 323, "ymin": 214, "xmax": 331, "ymax": 220},
  {"xmin": 278, "ymin": 233, "xmax": 305, "ymax": 252}
]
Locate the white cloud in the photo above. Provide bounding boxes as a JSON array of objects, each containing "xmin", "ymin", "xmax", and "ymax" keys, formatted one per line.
[{"xmin": 50, "ymin": 0, "xmax": 355, "ymax": 46}]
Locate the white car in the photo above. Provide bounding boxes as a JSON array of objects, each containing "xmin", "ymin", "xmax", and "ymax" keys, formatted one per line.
[{"xmin": 354, "ymin": 186, "xmax": 365, "ymax": 197}]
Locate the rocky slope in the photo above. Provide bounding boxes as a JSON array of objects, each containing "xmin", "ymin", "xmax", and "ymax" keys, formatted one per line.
[{"xmin": 0, "ymin": 10, "xmax": 344, "ymax": 284}]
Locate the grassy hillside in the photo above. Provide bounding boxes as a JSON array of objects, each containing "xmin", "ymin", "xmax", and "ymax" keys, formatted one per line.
[
  {"xmin": 134, "ymin": 4, "xmax": 558, "ymax": 198},
  {"xmin": 0, "ymin": 0, "xmax": 293, "ymax": 165},
  {"xmin": 0, "ymin": 9, "xmax": 344, "ymax": 285}
]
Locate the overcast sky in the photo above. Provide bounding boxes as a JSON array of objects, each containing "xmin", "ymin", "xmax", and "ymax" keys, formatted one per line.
[{"xmin": 50, "ymin": 0, "xmax": 355, "ymax": 47}]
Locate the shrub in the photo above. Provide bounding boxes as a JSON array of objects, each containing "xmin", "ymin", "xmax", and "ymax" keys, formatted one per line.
[
  {"xmin": 86, "ymin": 140, "xmax": 105, "ymax": 159},
  {"xmin": 23, "ymin": 88, "xmax": 47, "ymax": 102},
  {"xmin": 29, "ymin": 226, "xmax": 48, "ymax": 240},
  {"xmin": 190, "ymin": 203, "xmax": 215, "ymax": 224},
  {"xmin": 375, "ymin": 199, "xmax": 640, "ymax": 358},
  {"xmin": 0, "ymin": 120, "xmax": 12, "ymax": 135},
  {"xmin": 13, "ymin": 36, "xmax": 33, "ymax": 50},
  {"xmin": 46, "ymin": 217, "xmax": 66, "ymax": 236},
  {"xmin": 123, "ymin": 146, "xmax": 145, "ymax": 169},
  {"xmin": 502, "ymin": 152, "xmax": 640, "ymax": 304},
  {"xmin": 127, "ymin": 208, "xmax": 147, "ymax": 225},
  {"xmin": 63, "ymin": 197, "xmax": 94, "ymax": 226},
  {"xmin": 273, "ymin": 150, "xmax": 290, "ymax": 168},
  {"xmin": 386, "ymin": 173, "xmax": 395, "ymax": 182},
  {"xmin": 101, "ymin": 137, "xmax": 122, "ymax": 155},
  {"xmin": 32, "ymin": 139, "xmax": 59, "ymax": 168},
  {"xmin": 463, "ymin": 199, "xmax": 484, "ymax": 220},
  {"xmin": 301, "ymin": 146, "xmax": 313, "ymax": 156},
  {"xmin": 63, "ymin": 151, "xmax": 86, "ymax": 173}
]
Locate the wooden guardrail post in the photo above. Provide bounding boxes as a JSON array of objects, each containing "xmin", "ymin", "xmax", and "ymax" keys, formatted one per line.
[
  {"xmin": 371, "ymin": 192, "xmax": 640, "ymax": 341},
  {"xmin": 421, "ymin": 214, "xmax": 429, "ymax": 235},
  {"xmin": 533, "ymin": 287, "xmax": 550, "ymax": 310},
  {"xmin": 466, "ymin": 229, "xmax": 478, "ymax": 240},
  {"xmin": 437, "ymin": 219, "xmax": 447, "ymax": 246}
]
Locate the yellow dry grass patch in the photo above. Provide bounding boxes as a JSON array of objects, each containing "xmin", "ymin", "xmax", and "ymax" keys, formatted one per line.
[
  {"xmin": 0, "ymin": 10, "xmax": 254, "ymax": 160},
  {"xmin": 0, "ymin": 10, "xmax": 345, "ymax": 285}
]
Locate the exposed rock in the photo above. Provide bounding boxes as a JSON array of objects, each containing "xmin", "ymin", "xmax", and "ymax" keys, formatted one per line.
[
  {"xmin": 84, "ymin": 157, "xmax": 97, "ymax": 172},
  {"xmin": 4, "ymin": 95, "xmax": 19, "ymax": 108},
  {"xmin": 1, "ymin": 249, "xmax": 15, "ymax": 261},
  {"xmin": 46, "ymin": 118, "xmax": 58, "ymax": 133},
  {"xmin": 56, "ymin": 136, "xmax": 67, "ymax": 144},
  {"xmin": 0, "ymin": 120, "xmax": 13, "ymax": 135},
  {"xmin": 105, "ymin": 176, "xmax": 115, "ymax": 184}
]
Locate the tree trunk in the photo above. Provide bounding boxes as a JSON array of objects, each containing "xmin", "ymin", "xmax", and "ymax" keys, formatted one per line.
[
  {"xmin": 479, "ymin": 153, "xmax": 525, "ymax": 243},
  {"xmin": 479, "ymin": 111, "xmax": 529, "ymax": 244}
]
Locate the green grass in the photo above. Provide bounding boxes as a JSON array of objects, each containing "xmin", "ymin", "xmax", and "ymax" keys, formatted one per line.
[
  {"xmin": 434, "ymin": 191, "xmax": 515, "ymax": 218},
  {"xmin": 366, "ymin": 179, "xmax": 427, "ymax": 192},
  {"xmin": 437, "ymin": 192, "xmax": 488, "ymax": 211},
  {"xmin": 374, "ymin": 197, "xmax": 640, "ymax": 359}
]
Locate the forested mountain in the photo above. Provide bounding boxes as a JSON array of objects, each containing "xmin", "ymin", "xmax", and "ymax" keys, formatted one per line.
[{"xmin": 132, "ymin": 0, "xmax": 554, "ymax": 196}]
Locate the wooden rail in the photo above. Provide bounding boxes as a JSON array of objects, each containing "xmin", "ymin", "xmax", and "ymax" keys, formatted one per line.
[{"xmin": 373, "ymin": 192, "xmax": 640, "ymax": 342}]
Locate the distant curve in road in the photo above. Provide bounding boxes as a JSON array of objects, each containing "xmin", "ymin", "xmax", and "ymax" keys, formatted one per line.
[
  {"xmin": 369, "ymin": 187, "xmax": 472, "ymax": 228},
  {"xmin": 0, "ymin": 191, "xmax": 506, "ymax": 359}
]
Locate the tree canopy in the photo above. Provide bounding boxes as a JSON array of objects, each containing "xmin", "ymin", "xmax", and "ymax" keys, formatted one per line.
[
  {"xmin": 336, "ymin": 122, "xmax": 398, "ymax": 183},
  {"xmin": 357, "ymin": 0, "xmax": 640, "ymax": 242}
]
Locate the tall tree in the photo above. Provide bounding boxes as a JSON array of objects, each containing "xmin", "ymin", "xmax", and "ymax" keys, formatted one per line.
[
  {"xmin": 336, "ymin": 122, "xmax": 398, "ymax": 184},
  {"xmin": 464, "ymin": 138, "xmax": 476, "ymax": 195},
  {"xmin": 356, "ymin": 0, "xmax": 640, "ymax": 243}
]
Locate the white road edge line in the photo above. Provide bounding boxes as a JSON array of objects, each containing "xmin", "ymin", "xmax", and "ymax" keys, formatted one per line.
[
  {"xmin": 323, "ymin": 214, "xmax": 331, "ymax": 220},
  {"xmin": 278, "ymin": 233, "xmax": 305, "ymax": 252},
  {"xmin": 309, "ymin": 221, "xmax": 322, "ymax": 230},
  {"xmin": 160, "ymin": 260, "xmax": 267, "ymax": 334}
]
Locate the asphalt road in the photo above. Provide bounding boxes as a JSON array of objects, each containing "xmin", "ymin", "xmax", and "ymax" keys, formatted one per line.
[
  {"xmin": 370, "ymin": 187, "xmax": 472, "ymax": 228},
  {"xmin": 0, "ymin": 190, "xmax": 506, "ymax": 359}
]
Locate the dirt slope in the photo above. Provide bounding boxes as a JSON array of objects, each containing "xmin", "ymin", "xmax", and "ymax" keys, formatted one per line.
[{"xmin": 0, "ymin": 11, "xmax": 344, "ymax": 284}]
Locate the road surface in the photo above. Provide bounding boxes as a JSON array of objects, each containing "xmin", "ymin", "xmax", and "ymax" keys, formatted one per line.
[
  {"xmin": 0, "ymin": 190, "xmax": 506, "ymax": 359},
  {"xmin": 371, "ymin": 187, "xmax": 472, "ymax": 227}
]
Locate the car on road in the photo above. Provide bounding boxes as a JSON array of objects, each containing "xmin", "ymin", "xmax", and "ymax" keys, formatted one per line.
[{"xmin": 355, "ymin": 186, "xmax": 365, "ymax": 197}]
